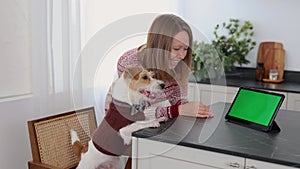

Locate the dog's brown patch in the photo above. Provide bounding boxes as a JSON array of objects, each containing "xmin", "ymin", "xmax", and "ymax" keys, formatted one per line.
[
  {"xmin": 123, "ymin": 66, "xmax": 152, "ymax": 91},
  {"xmin": 72, "ymin": 141, "xmax": 88, "ymax": 160},
  {"xmin": 123, "ymin": 66, "xmax": 143, "ymax": 80}
]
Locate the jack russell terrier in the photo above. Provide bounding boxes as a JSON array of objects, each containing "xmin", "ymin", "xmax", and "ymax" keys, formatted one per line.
[{"xmin": 70, "ymin": 65, "xmax": 166, "ymax": 169}]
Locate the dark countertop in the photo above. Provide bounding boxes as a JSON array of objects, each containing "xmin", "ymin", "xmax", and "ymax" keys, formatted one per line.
[
  {"xmin": 222, "ymin": 77, "xmax": 300, "ymax": 93},
  {"xmin": 133, "ymin": 102, "xmax": 300, "ymax": 168},
  {"xmin": 189, "ymin": 67, "xmax": 300, "ymax": 93}
]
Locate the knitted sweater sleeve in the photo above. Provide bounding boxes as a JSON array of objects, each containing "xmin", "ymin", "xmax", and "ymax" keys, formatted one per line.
[{"xmin": 153, "ymin": 82, "xmax": 188, "ymax": 119}]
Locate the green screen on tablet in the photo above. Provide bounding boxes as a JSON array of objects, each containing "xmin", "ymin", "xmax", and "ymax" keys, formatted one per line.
[{"xmin": 226, "ymin": 87, "xmax": 283, "ymax": 127}]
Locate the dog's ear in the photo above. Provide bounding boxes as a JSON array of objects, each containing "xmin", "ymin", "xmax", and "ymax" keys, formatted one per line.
[{"xmin": 124, "ymin": 65, "xmax": 144, "ymax": 80}]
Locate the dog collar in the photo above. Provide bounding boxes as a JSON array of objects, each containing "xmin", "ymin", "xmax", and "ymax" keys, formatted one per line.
[{"xmin": 112, "ymin": 98, "xmax": 146, "ymax": 115}]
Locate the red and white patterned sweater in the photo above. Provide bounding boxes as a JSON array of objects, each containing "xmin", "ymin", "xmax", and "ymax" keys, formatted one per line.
[{"xmin": 116, "ymin": 48, "xmax": 189, "ymax": 120}]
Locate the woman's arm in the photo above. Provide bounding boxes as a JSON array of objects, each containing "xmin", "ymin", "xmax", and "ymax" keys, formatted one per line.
[
  {"xmin": 156, "ymin": 81, "xmax": 188, "ymax": 119},
  {"xmin": 150, "ymin": 82, "xmax": 213, "ymax": 119}
]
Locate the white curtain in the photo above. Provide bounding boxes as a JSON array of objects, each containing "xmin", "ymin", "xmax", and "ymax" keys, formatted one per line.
[{"xmin": 45, "ymin": 0, "xmax": 82, "ymax": 112}]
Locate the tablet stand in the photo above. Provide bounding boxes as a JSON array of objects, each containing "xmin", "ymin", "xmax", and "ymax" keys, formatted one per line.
[{"xmin": 269, "ymin": 121, "xmax": 281, "ymax": 132}]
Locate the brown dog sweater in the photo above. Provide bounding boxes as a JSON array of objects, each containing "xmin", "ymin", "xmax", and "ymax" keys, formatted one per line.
[{"xmin": 92, "ymin": 99, "xmax": 145, "ymax": 156}]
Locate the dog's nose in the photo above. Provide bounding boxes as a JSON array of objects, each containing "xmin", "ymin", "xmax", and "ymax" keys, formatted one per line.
[{"xmin": 159, "ymin": 83, "xmax": 165, "ymax": 89}]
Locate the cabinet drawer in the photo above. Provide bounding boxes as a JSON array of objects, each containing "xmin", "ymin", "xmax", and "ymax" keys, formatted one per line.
[
  {"xmin": 287, "ymin": 93, "xmax": 300, "ymax": 111},
  {"xmin": 246, "ymin": 159, "xmax": 298, "ymax": 169},
  {"xmin": 136, "ymin": 138, "xmax": 244, "ymax": 169},
  {"xmin": 197, "ymin": 84, "xmax": 238, "ymax": 105},
  {"xmin": 188, "ymin": 83, "xmax": 200, "ymax": 101}
]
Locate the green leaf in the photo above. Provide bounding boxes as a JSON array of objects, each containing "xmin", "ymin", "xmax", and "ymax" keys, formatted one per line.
[{"xmin": 212, "ymin": 18, "xmax": 256, "ymax": 72}]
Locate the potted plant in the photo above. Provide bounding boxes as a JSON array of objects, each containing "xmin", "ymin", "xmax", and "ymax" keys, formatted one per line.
[
  {"xmin": 192, "ymin": 41, "xmax": 224, "ymax": 82},
  {"xmin": 212, "ymin": 19, "xmax": 256, "ymax": 72}
]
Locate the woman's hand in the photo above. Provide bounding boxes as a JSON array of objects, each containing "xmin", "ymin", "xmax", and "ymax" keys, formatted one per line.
[{"xmin": 179, "ymin": 102, "xmax": 213, "ymax": 118}]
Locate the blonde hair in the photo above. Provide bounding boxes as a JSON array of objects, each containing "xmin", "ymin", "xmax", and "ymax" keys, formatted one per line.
[{"xmin": 138, "ymin": 14, "xmax": 193, "ymax": 84}]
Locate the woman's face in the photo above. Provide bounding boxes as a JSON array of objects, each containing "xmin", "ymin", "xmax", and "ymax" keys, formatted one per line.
[{"xmin": 169, "ymin": 31, "xmax": 190, "ymax": 69}]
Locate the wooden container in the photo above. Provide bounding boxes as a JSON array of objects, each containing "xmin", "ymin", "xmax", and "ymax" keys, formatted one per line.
[{"xmin": 257, "ymin": 42, "xmax": 285, "ymax": 83}]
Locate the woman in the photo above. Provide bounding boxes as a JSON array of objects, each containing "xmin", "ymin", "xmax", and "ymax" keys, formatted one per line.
[{"xmin": 109, "ymin": 14, "xmax": 213, "ymax": 120}]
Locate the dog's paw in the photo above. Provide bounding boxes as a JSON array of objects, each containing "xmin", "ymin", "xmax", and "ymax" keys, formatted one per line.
[
  {"xmin": 119, "ymin": 128, "xmax": 132, "ymax": 145},
  {"xmin": 97, "ymin": 161, "xmax": 115, "ymax": 169},
  {"xmin": 157, "ymin": 116, "xmax": 168, "ymax": 122},
  {"xmin": 149, "ymin": 120, "xmax": 160, "ymax": 128}
]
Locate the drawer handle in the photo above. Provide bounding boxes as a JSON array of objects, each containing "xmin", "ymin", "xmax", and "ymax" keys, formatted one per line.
[
  {"xmin": 227, "ymin": 162, "xmax": 240, "ymax": 168},
  {"xmin": 246, "ymin": 166, "xmax": 257, "ymax": 169}
]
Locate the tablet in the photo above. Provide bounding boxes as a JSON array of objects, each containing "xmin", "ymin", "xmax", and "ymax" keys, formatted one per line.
[{"xmin": 225, "ymin": 87, "xmax": 285, "ymax": 132}]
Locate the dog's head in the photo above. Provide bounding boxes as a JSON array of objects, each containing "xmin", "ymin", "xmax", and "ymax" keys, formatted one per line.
[{"xmin": 123, "ymin": 65, "xmax": 165, "ymax": 101}]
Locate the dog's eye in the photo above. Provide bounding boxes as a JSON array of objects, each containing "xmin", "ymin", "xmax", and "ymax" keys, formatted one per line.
[{"xmin": 142, "ymin": 75, "xmax": 148, "ymax": 80}]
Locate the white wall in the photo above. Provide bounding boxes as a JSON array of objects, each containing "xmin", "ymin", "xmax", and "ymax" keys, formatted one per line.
[
  {"xmin": 80, "ymin": 0, "xmax": 179, "ymax": 48},
  {"xmin": 79, "ymin": 0, "xmax": 180, "ymax": 121},
  {"xmin": 180, "ymin": 0, "xmax": 300, "ymax": 71},
  {"xmin": 0, "ymin": 0, "xmax": 32, "ymax": 98},
  {"xmin": 0, "ymin": 1, "xmax": 43, "ymax": 168}
]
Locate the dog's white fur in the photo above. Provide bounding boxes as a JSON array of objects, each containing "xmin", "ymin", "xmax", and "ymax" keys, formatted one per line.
[{"xmin": 71, "ymin": 66, "xmax": 166, "ymax": 169}]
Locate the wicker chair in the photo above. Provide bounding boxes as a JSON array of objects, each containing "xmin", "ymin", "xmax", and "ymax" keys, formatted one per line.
[{"xmin": 27, "ymin": 107, "xmax": 97, "ymax": 169}]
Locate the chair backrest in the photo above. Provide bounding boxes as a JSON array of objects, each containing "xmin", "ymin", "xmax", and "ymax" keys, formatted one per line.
[{"xmin": 28, "ymin": 107, "xmax": 97, "ymax": 169}]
